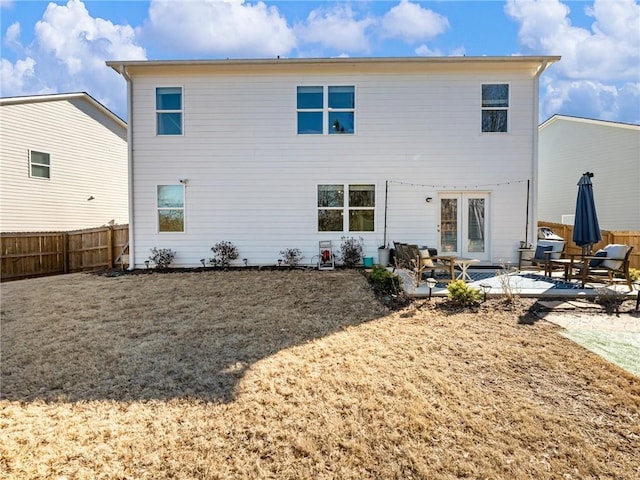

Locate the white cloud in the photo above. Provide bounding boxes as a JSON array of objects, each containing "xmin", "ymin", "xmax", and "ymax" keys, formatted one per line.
[
  {"xmin": 140, "ymin": 0, "xmax": 295, "ymax": 57},
  {"xmin": 0, "ymin": 0, "xmax": 145, "ymax": 117},
  {"xmin": 381, "ymin": 0, "xmax": 449, "ymax": 43},
  {"xmin": 295, "ymin": 4, "xmax": 374, "ymax": 54},
  {"xmin": 506, "ymin": 0, "xmax": 640, "ymax": 123},
  {"xmin": 0, "ymin": 57, "xmax": 39, "ymax": 94}
]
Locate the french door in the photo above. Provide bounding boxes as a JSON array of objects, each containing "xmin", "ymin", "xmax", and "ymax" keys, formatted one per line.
[{"xmin": 438, "ymin": 193, "xmax": 489, "ymax": 261}]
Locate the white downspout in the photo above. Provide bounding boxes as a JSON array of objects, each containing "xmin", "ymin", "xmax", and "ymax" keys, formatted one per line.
[
  {"xmin": 119, "ymin": 65, "xmax": 135, "ymax": 270},
  {"xmin": 530, "ymin": 60, "xmax": 548, "ymax": 247}
]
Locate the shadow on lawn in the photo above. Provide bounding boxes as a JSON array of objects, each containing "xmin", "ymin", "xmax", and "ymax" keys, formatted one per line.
[{"xmin": 0, "ymin": 270, "xmax": 389, "ymax": 404}]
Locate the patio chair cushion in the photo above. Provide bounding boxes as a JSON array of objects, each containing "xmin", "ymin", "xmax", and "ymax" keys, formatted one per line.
[
  {"xmin": 419, "ymin": 248, "xmax": 434, "ymax": 268},
  {"xmin": 588, "ymin": 249, "xmax": 607, "ymax": 268},
  {"xmin": 534, "ymin": 245, "xmax": 552, "ymax": 260},
  {"xmin": 601, "ymin": 244, "xmax": 627, "ymax": 270}
]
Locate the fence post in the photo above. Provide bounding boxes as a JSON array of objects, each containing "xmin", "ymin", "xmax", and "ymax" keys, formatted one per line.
[
  {"xmin": 63, "ymin": 232, "xmax": 69, "ymax": 274},
  {"xmin": 107, "ymin": 226, "xmax": 114, "ymax": 268}
]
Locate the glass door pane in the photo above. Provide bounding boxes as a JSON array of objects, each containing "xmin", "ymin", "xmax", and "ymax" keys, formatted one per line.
[
  {"xmin": 467, "ymin": 198, "xmax": 485, "ymax": 253},
  {"xmin": 440, "ymin": 197, "xmax": 458, "ymax": 254}
]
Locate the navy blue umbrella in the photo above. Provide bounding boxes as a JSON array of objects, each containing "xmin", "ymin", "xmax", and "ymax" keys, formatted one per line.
[{"xmin": 573, "ymin": 172, "xmax": 601, "ymax": 255}]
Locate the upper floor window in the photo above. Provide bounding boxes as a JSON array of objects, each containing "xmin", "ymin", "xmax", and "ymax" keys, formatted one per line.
[
  {"xmin": 318, "ymin": 184, "xmax": 374, "ymax": 232},
  {"xmin": 297, "ymin": 86, "xmax": 355, "ymax": 135},
  {"xmin": 30, "ymin": 150, "xmax": 50, "ymax": 179},
  {"xmin": 481, "ymin": 84, "xmax": 509, "ymax": 133},
  {"xmin": 156, "ymin": 87, "xmax": 182, "ymax": 135},
  {"xmin": 157, "ymin": 185, "xmax": 185, "ymax": 232}
]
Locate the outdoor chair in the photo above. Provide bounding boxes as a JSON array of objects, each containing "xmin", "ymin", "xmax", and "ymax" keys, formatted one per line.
[
  {"xmin": 404, "ymin": 244, "xmax": 456, "ymax": 286},
  {"xmin": 392, "ymin": 242, "xmax": 410, "ymax": 270},
  {"xmin": 521, "ymin": 240, "xmax": 566, "ymax": 277},
  {"xmin": 568, "ymin": 244, "xmax": 634, "ymax": 291}
]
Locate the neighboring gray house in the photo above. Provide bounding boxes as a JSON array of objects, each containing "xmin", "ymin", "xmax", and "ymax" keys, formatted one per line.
[
  {"xmin": 538, "ymin": 115, "xmax": 640, "ymax": 231},
  {"xmin": 107, "ymin": 56, "xmax": 559, "ymax": 268},
  {"xmin": 0, "ymin": 92, "xmax": 128, "ymax": 232}
]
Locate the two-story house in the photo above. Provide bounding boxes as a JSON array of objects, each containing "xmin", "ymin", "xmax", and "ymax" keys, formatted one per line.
[
  {"xmin": 0, "ymin": 92, "xmax": 128, "ymax": 232},
  {"xmin": 107, "ymin": 56, "xmax": 559, "ymax": 268}
]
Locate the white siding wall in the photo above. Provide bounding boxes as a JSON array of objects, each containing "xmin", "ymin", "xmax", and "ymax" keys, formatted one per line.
[
  {"xmin": 0, "ymin": 98, "xmax": 128, "ymax": 231},
  {"xmin": 539, "ymin": 118, "xmax": 640, "ymax": 231},
  {"xmin": 130, "ymin": 68, "xmax": 537, "ymax": 267}
]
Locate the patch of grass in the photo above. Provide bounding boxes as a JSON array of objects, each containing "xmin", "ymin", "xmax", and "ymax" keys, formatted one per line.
[{"xmin": 1, "ymin": 271, "xmax": 639, "ymax": 479}]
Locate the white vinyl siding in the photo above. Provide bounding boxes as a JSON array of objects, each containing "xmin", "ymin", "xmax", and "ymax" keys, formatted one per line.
[
  {"xmin": 127, "ymin": 61, "xmax": 541, "ymax": 267},
  {"xmin": 0, "ymin": 96, "xmax": 128, "ymax": 232}
]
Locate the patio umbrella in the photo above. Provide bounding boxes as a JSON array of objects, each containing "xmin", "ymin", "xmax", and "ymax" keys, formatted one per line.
[{"xmin": 572, "ymin": 172, "xmax": 601, "ymax": 256}]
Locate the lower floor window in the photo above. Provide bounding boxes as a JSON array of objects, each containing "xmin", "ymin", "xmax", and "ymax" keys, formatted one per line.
[
  {"xmin": 157, "ymin": 185, "xmax": 185, "ymax": 232},
  {"xmin": 318, "ymin": 183, "xmax": 375, "ymax": 232}
]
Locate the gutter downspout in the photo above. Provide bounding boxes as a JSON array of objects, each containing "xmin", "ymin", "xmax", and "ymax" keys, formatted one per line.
[
  {"xmin": 119, "ymin": 65, "xmax": 135, "ymax": 270},
  {"xmin": 530, "ymin": 59, "xmax": 549, "ymax": 248}
]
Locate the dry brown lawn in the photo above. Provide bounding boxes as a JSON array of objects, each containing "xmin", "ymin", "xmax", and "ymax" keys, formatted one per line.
[{"xmin": 1, "ymin": 269, "xmax": 639, "ymax": 479}]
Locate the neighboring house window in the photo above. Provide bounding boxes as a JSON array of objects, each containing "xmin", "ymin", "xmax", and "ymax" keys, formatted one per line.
[
  {"xmin": 318, "ymin": 184, "xmax": 374, "ymax": 232},
  {"xmin": 157, "ymin": 185, "xmax": 185, "ymax": 232},
  {"xmin": 481, "ymin": 84, "xmax": 509, "ymax": 133},
  {"xmin": 297, "ymin": 86, "xmax": 355, "ymax": 135},
  {"xmin": 30, "ymin": 151, "xmax": 50, "ymax": 179},
  {"xmin": 156, "ymin": 87, "xmax": 182, "ymax": 135}
]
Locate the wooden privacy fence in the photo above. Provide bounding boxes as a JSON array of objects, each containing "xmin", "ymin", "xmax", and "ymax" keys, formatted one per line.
[
  {"xmin": 539, "ymin": 221, "xmax": 640, "ymax": 270},
  {"xmin": 1, "ymin": 225, "xmax": 128, "ymax": 282},
  {"xmin": 2, "ymin": 223, "xmax": 638, "ymax": 281}
]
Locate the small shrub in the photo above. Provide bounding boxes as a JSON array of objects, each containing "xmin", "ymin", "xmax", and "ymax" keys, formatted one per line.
[
  {"xmin": 148, "ymin": 247, "xmax": 175, "ymax": 269},
  {"xmin": 629, "ymin": 268, "xmax": 639, "ymax": 282},
  {"xmin": 446, "ymin": 279, "xmax": 482, "ymax": 306},
  {"xmin": 595, "ymin": 286, "xmax": 627, "ymax": 314},
  {"xmin": 340, "ymin": 236, "xmax": 364, "ymax": 267},
  {"xmin": 368, "ymin": 265, "xmax": 400, "ymax": 295},
  {"xmin": 495, "ymin": 262, "xmax": 521, "ymax": 304},
  {"xmin": 279, "ymin": 248, "xmax": 303, "ymax": 266},
  {"xmin": 210, "ymin": 241, "xmax": 239, "ymax": 267}
]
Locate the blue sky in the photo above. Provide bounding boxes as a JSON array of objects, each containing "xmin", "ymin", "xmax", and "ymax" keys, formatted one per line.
[{"xmin": 1, "ymin": 0, "xmax": 639, "ymax": 123}]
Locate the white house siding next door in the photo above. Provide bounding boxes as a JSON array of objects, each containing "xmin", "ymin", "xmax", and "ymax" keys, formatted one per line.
[{"xmin": 438, "ymin": 193, "xmax": 489, "ymax": 261}]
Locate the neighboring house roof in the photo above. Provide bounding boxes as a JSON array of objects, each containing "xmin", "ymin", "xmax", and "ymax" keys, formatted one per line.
[
  {"xmin": 540, "ymin": 114, "xmax": 640, "ymax": 131},
  {"xmin": 107, "ymin": 55, "xmax": 560, "ymax": 75},
  {"xmin": 0, "ymin": 92, "xmax": 126, "ymax": 130}
]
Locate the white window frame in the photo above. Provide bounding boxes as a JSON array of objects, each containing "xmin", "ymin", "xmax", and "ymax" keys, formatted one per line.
[
  {"xmin": 481, "ymin": 83, "xmax": 509, "ymax": 133},
  {"xmin": 29, "ymin": 150, "xmax": 50, "ymax": 179},
  {"xmin": 157, "ymin": 184, "xmax": 186, "ymax": 233},
  {"xmin": 156, "ymin": 86, "xmax": 183, "ymax": 136},
  {"xmin": 317, "ymin": 183, "xmax": 375, "ymax": 232},
  {"xmin": 297, "ymin": 85, "xmax": 356, "ymax": 135}
]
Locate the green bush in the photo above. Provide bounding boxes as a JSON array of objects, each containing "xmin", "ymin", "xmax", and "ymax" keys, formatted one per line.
[
  {"xmin": 368, "ymin": 266, "xmax": 400, "ymax": 295},
  {"xmin": 446, "ymin": 279, "xmax": 482, "ymax": 306}
]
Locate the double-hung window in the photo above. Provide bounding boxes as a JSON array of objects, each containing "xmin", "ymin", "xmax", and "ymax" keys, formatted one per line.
[
  {"xmin": 156, "ymin": 87, "xmax": 182, "ymax": 135},
  {"xmin": 318, "ymin": 184, "xmax": 374, "ymax": 232},
  {"xmin": 29, "ymin": 150, "xmax": 50, "ymax": 179},
  {"xmin": 481, "ymin": 84, "xmax": 509, "ymax": 133},
  {"xmin": 297, "ymin": 86, "xmax": 355, "ymax": 135},
  {"xmin": 157, "ymin": 185, "xmax": 185, "ymax": 232}
]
